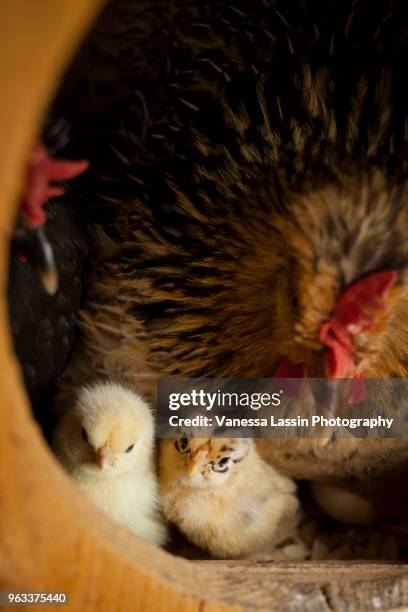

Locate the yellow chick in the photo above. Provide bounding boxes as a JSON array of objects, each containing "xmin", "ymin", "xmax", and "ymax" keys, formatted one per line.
[
  {"xmin": 160, "ymin": 435, "xmax": 299, "ymax": 559},
  {"xmin": 52, "ymin": 380, "xmax": 167, "ymax": 546}
]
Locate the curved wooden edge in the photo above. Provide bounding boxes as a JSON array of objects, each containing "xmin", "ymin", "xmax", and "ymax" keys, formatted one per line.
[
  {"xmin": 0, "ymin": 2, "xmax": 408, "ymax": 611},
  {"xmin": 196, "ymin": 561, "xmax": 408, "ymax": 610}
]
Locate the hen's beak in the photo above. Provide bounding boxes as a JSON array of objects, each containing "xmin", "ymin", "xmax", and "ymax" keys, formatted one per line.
[
  {"xmin": 95, "ymin": 446, "xmax": 113, "ymax": 470},
  {"xmin": 12, "ymin": 223, "xmax": 58, "ymax": 295}
]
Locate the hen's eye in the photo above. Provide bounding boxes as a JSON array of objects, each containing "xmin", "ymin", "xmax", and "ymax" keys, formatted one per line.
[
  {"xmin": 175, "ymin": 431, "xmax": 189, "ymax": 453},
  {"xmin": 81, "ymin": 428, "xmax": 88, "ymax": 443},
  {"xmin": 126, "ymin": 444, "xmax": 135, "ymax": 453}
]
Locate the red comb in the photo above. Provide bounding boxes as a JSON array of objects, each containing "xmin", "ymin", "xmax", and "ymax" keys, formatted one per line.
[
  {"xmin": 21, "ymin": 141, "xmax": 89, "ymax": 228},
  {"xmin": 320, "ymin": 270, "xmax": 397, "ymax": 377}
]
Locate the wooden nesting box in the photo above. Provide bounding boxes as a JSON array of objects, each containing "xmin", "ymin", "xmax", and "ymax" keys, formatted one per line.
[{"xmin": 1, "ymin": 2, "xmax": 408, "ymax": 610}]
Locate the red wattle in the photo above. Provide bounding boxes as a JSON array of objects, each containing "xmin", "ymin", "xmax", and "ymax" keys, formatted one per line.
[
  {"xmin": 273, "ymin": 357, "xmax": 305, "ymax": 399},
  {"xmin": 273, "ymin": 357, "xmax": 305, "ymax": 378},
  {"xmin": 347, "ymin": 373, "xmax": 366, "ymax": 404}
]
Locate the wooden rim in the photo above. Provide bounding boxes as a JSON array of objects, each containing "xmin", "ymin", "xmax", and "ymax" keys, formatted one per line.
[{"xmin": 0, "ymin": 2, "xmax": 407, "ymax": 610}]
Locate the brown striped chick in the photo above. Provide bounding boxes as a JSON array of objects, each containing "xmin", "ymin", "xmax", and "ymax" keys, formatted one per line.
[
  {"xmin": 52, "ymin": 380, "xmax": 167, "ymax": 546},
  {"xmin": 160, "ymin": 435, "xmax": 299, "ymax": 559}
]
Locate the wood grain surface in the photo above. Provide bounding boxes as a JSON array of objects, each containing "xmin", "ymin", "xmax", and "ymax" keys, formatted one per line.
[{"xmin": 0, "ymin": 1, "xmax": 407, "ymax": 611}]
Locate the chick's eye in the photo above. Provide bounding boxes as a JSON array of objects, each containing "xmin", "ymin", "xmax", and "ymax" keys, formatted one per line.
[
  {"xmin": 126, "ymin": 444, "xmax": 135, "ymax": 453},
  {"xmin": 81, "ymin": 428, "xmax": 88, "ymax": 443},
  {"xmin": 175, "ymin": 431, "xmax": 189, "ymax": 453}
]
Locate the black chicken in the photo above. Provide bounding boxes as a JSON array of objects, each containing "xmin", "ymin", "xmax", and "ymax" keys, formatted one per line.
[{"xmin": 7, "ymin": 138, "xmax": 89, "ymax": 406}]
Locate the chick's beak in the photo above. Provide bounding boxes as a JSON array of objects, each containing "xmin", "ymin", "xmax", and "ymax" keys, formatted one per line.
[
  {"xmin": 186, "ymin": 448, "xmax": 209, "ymax": 476},
  {"xmin": 95, "ymin": 446, "xmax": 113, "ymax": 470},
  {"xmin": 186, "ymin": 458, "xmax": 199, "ymax": 476},
  {"xmin": 12, "ymin": 224, "xmax": 58, "ymax": 295}
]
